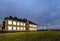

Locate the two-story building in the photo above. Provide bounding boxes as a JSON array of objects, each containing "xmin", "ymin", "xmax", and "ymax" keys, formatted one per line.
[{"xmin": 2, "ymin": 16, "xmax": 38, "ymax": 32}]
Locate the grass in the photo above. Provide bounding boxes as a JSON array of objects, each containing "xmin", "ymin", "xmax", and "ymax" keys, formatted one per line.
[{"xmin": 0, "ymin": 31, "xmax": 60, "ymax": 41}]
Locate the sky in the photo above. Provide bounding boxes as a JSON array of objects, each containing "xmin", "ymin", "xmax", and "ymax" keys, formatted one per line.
[{"xmin": 0, "ymin": 0, "xmax": 60, "ymax": 29}]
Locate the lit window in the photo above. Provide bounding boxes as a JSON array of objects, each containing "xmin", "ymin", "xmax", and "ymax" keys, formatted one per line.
[
  {"xmin": 13, "ymin": 21, "xmax": 16, "ymax": 25},
  {"xmin": 8, "ymin": 20, "xmax": 12, "ymax": 25},
  {"xmin": 17, "ymin": 27, "xmax": 20, "ymax": 30},
  {"xmin": 29, "ymin": 28, "xmax": 34, "ymax": 30},
  {"xmin": 13, "ymin": 27, "xmax": 16, "ymax": 30},
  {"xmin": 8, "ymin": 26, "xmax": 12, "ymax": 30},
  {"xmin": 29, "ymin": 28, "xmax": 37, "ymax": 30},
  {"xmin": 21, "ymin": 23, "xmax": 23, "ymax": 26},
  {"xmin": 34, "ymin": 28, "xmax": 36, "ymax": 30},
  {"xmin": 21, "ymin": 27, "xmax": 23, "ymax": 30},
  {"xmin": 17, "ymin": 22, "xmax": 20, "ymax": 25},
  {"xmin": 29, "ymin": 28, "xmax": 32, "ymax": 30},
  {"xmin": 24, "ymin": 27, "xmax": 26, "ymax": 30},
  {"xmin": 35, "ymin": 28, "xmax": 37, "ymax": 30},
  {"xmin": 20, "ymin": 23, "xmax": 26, "ymax": 26},
  {"xmin": 24, "ymin": 23, "xmax": 26, "ymax": 26},
  {"xmin": 29, "ymin": 24, "xmax": 37, "ymax": 27}
]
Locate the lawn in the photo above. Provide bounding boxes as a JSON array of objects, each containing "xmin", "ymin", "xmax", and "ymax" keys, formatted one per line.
[{"xmin": 0, "ymin": 31, "xmax": 60, "ymax": 41}]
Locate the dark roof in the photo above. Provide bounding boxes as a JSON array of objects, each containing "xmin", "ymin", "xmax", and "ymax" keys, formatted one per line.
[
  {"xmin": 5, "ymin": 16, "xmax": 37, "ymax": 25},
  {"xmin": 28, "ymin": 21, "xmax": 37, "ymax": 25}
]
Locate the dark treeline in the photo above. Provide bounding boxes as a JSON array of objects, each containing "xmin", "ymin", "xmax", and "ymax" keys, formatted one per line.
[{"xmin": 38, "ymin": 29, "xmax": 60, "ymax": 31}]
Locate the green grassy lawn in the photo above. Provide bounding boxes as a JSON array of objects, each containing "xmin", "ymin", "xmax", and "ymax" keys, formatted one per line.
[{"xmin": 0, "ymin": 31, "xmax": 60, "ymax": 41}]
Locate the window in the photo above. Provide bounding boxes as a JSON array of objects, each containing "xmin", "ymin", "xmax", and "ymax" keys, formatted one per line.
[
  {"xmin": 17, "ymin": 27, "xmax": 20, "ymax": 30},
  {"xmin": 29, "ymin": 28, "xmax": 34, "ymax": 30},
  {"xmin": 24, "ymin": 23, "xmax": 26, "ymax": 26},
  {"xmin": 21, "ymin": 27, "xmax": 23, "ymax": 30},
  {"xmin": 35, "ymin": 28, "xmax": 37, "ymax": 30},
  {"xmin": 21, "ymin": 23, "xmax": 23, "ymax": 26},
  {"xmin": 29, "ymin": 24, "xmax": 37, "ymax": 27},
  {"xmin": 8, "ymin": 20, "xmax": 12, "ymax": 25},
  {"xmin": 29, "ymin": 28, "xmax": 32, "ymax": 30},
  {"xmin": 24, "ymin": 27, "xmax": 26, "ymax": 30},
  {"xmin": 8, "ymin": 26, "xmax": 12, "ymax": 30},
  {"xmin": 13, "ymin": 21, "xmax": 16, "ymax": 25},
  {"xmin": 13, "ymin": 27, "xmax": 16, "ymax": 30},
  {"xmin": 17, "ymin": 22, "xmax": 20, "ymax": 25},
  {"xmin": 20, "ymin": 23, "xmax": 26, "ymax": 26}
]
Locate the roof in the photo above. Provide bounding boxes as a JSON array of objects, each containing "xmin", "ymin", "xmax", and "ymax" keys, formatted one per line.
[{"xmin": 4, "ymin": 16, "xmax": 37, "ymax": 25}]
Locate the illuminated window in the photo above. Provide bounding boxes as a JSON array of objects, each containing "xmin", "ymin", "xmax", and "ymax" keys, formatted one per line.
[
  {"xmin": 20, "ymin": 23, "xmax": 26, "ymax": 26},
  {"xmin": 21, "ymin": 27, "xmax": 23, "ymax": 30},
  {"xmin": 24, "ymin": 23, "xmax": 26, "ymax": 26},
  {"xmin": 13, "ymin": 27, "xmax": 16, "ymax": 30},
  {"xmin": 29, "ymin": 28, "xmax": 31, "ymax": 30},
  {"xmin": 17, "ymin": 22, "xmax": 20, "ymax": 25},
  {"xmin": 8, "ymin": 26, "xmax": 12, "ymax": 30},
  {"xmin": 29, "ymin": 28, "xmax": 35, "ymax": 30},
  {"xmin": 29, "ymin": 24, "xmax": 37, "ymax": 27},
  {"xmin": 34, "ymin": 28, "xmax": 37, "ymax": 30},
  {"xmin": 21, "ymin": 23, "xmax": 23, "ymax": 26},
  {"xmin": 17, "ymin": 27, "xmax": 20, "ymax": 30},
  {"xmin": 24, "ymin": 27, "xmax": 26, "ymax": 30},
  {"xmin": 8, "ymin": 20, "xmax": 12, "ymax": 25},
  {"xmin": 35, "ymin": 28, "xmax": 37, "ymax": 30},
  {"xmin": 29, "ymin": 28, "xmax": 32, "ymax": 30},
  {"xmin": 13, "ymin": 21, "xmax": 16, "ymax": 25}
]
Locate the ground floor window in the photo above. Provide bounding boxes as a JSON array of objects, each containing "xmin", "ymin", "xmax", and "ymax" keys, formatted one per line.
[
  {"xmin": 8, "ymin": 26, "xmax": 12, "ymax": 30},
  {"xmin": 13, "ymin": 27, "xmax": 16, "ymax": 30},
  {"xmin": 20, "ymin": 27, "xmax": 26, "ymax": 31},
  {"xmin": 17, "ymin": 27, "xmax": 20, "ymax": 30}
]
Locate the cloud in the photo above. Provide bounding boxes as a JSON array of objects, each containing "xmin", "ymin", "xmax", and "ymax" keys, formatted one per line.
[{"xmin": 0, "ymin": 0, "xmax": 60, "ymax": 29}]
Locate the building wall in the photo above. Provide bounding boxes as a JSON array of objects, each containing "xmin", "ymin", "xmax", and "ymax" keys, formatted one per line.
[
  {"xmin": 4, "ymin": 19, "xmax": 37, "ymax": 32},
  {"xmin": 29, "ymin": 24, "xmax": 38, "ymax": 31},
  {"xmin": 0, "ymin": 27, "xmax": 2, "ymax": 31},
  {"xmin": 0, "ymin": 27, "xmax": 2, "ymax": 32}
]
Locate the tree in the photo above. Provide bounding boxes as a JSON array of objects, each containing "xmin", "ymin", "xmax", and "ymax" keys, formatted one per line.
[
  {"xmin": 14, "ymin": 17, "xmax": 18, "ymax": 20},
  {"xmin": 9, "ymin": 16, "xmax": 13, "ymax": 18}
]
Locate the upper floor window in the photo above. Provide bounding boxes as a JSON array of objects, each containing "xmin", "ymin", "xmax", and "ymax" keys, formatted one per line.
[
  {"xmin": 13, "ymin": 21, "xmax": 16, "ymax": 25},
  {"xmin": 24, "ymin": 23, "xmax": 26, "ymax": 26},
  {"xmin": 20, "ymin": 22, "xmax": 26, "ymax": 26},
  {"xmin": 29, "ymin": 24, "xmax": 37, "ymax": 27},
  {"xmin": 21, "ymin": 22, "xmax": 23, "ymax": 26},
  {"xmin": 17, "ymin": 22, "xmax": 20, "ymax": 25},
  {"xmin": 8, "ymin": 20, "xmax": 12, "ymax": 25}
]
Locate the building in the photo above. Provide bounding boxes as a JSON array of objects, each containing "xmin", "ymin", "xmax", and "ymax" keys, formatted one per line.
[
  {"xmin": 0, "ymin": 26, "xmax": 2, "ymax": 32},
  {"xmin": 0, "ymin": 22, "xmax": 3, "ymax": 32},
  {"xmin": 2, "ymin": 16, "xmax": 38, "ymax": 32}
]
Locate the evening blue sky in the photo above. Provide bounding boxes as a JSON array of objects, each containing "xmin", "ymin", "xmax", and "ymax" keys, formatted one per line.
[{"xmin": 0, "ymin": 0, "xmax": 60, "ymax": 29}]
